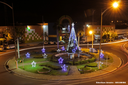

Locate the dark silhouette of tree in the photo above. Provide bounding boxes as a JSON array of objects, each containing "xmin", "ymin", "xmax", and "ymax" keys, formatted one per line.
[{"xmin": 53, "ymin": 21, "xmax": 63, "ymax": 49}]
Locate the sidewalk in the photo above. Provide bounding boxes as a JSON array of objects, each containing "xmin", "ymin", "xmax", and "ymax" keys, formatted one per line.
[
  {"xmin": 20, "ymin": 41, "xmax": 43, "ymax": 47},
  {"xmin": 7, "ymin": 52, "xmax": 121, "ymax": 80}
]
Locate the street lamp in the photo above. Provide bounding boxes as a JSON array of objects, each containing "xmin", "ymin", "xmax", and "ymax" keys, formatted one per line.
[
  {"xmin": 0, "ymin": 1, "xmax": 18, "ymax": 68},
  {"xmin": 98, "ymin": 2, "xmax": 119, "ymax": 69},
  {"xmin": 113, "ymin": 2, "xmax": 118, "ymax": 8},
  {"xmin": 86, "ymin": 24, "xmax": 90, "ymax": 48},
  {"xmin": 89, "ymin": 31, "xmax": 93, "ymax": 48},
  {"xmin": 86, "ymin": 24, "xmax": 89, "ymax": 27},
  {"xmin": 42, "ymin": 25, "xmax": 45, "ymax": 47}
]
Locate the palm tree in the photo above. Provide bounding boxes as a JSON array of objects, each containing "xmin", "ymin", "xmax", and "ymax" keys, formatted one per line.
[{"xmin": 53, "ymin": 22, "xmax": 63, "ymax": 49}]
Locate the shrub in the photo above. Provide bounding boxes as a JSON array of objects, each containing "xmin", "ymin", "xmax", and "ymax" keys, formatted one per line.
[
  {"xmin": 86, "ymin": 62, "xmax": 97, "ymax": 67},
  {"xmin": 33, "ymin": 54, "xmax": 43, "ymax": 58},
  {"xmin": 50, "ymin": 49, "xmax": 57, "ymax": 52},
  {"xmin": 67, "ymin": 61, "xmax": 73, "ymax": 65},
  {"xmin": 79, "ymin": 67, "xmax": 93, "ymax": 74},
  {"xmin": 29, "ymin": 51, "xmax": 41, "ymax": 55},
  {"xmin": 74, "ymin": 61, "xmax": 80, "ymax": 65},
  {"xmin": 88, "ymin": 57, "xmax": 96, "ymax": 62},
  {"xmin": 80, "ymin": 60, "xmax": 88, "ymax": 64},
  {"xmin": 40, "ymin": 63, "xmax": 61, "ymax": 70},
  {"xmin": 47, "ymin": 54, "xmax": 54, "ymax": 61}
]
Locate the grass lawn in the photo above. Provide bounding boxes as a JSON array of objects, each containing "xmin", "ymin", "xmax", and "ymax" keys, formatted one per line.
[
  {"xmin": 81, "ymin": 48, "xmax": 113, "ymax": 63},
  {"xmin": 18, "ymin": 48, "xmax": 112, "ymax": 75},
  {"xmin": 19, "ymin": 62, "xmax": 69, "ymax": 75},
  {"xmin": 18, "ymin": 54, "xmax": 53, "ymax": 64},
  {"xmin": 76, "ymin": 62, "xmax": 107, "ymax": 74},
  {"xmin": 22, "ymin": 58, "xmax": 46, "ymax": 63}
]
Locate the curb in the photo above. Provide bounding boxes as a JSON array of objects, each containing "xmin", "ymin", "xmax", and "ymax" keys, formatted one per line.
[{"xmin": 6, "ymin": 50, "xmax": 122, "ymax": 81}]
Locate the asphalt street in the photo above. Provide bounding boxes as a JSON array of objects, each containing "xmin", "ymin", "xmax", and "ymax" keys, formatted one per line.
[{"xmin": 0, "ymin": 42, "xmax": 128, "ymax": 85}]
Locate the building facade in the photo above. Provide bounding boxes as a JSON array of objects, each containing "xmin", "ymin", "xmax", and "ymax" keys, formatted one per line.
[{"xmin": 83, "ymin": 24, "xmax": 115, "ymax": 42}]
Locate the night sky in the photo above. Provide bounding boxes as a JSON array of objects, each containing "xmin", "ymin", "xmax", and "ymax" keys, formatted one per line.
[{"xmin": 0, "ymin": 0, "xmax": 128, "ymax": 26}]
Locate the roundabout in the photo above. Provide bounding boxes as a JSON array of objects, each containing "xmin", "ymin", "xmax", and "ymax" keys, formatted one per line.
[
  {"xmin": 6, "ymin": 46, "xmax": 121, "ymax": 80},
  {"xmin": 0, "ymin": 41, "xmax": 128, "ymax": 85}
]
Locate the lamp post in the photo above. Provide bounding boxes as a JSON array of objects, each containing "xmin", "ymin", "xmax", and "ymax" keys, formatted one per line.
[
  {"xmin": 43, "ymin": 25, "xmax": 45, "ymax": 47},
  {"xmin": 98, "ymin": 2, "xmax": 119, "ymax": 69},
  {"xmin": 0, "ymin": 1, "xmax": 18, "ymax": 68},
  {"xmin": 89, "ymin": 31, "xmax": 93, "ymax": 48},
  {"xmin": 86, "ymin": 24, "xmax": 89, "ymax": 48}
]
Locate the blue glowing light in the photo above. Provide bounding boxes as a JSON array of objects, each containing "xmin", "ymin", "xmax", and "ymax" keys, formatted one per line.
[
  {"xmin": 72, "ymin": 48, "xmax": 76, "ymax": 53},
  {"xmin": 41, "ymin": 48, "xmax": 45, "ymax": 53},
  {"xmin": 75, "ymin": 46, "xmax": 77, "ymax": 50},
  {"xmin": 61, "ymin": 64, "xmax": 68, "ymax": 71},
  {"xmin": 79, "ymin": 47, "xmax": 81, "ymax": 51},
  {"xmin": 58, "ymin": 57, "xmax": 64, "ymax": 64},
  {"xmin": 25, "ymin": 52, "xmax": 30, "ymax": 58},
  {"xmin": 61, "ymin": 46, "xmax": 65, "ymax": 51},
  {"xmin": 100, "ymin": 52, "xmax": 104, "ymax": 58}
]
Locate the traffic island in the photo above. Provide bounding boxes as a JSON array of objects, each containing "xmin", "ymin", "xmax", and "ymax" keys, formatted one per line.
[{"xmin": 6, "ymin": 48, "xmax": 121, "ymax": 80}]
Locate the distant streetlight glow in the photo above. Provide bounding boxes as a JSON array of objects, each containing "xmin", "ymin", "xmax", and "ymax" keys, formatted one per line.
[
  {"xmin": 86, "ymin": 24, "xmax": 89, "ymax": 27},
  {"xmin": 43, "ymin": 25, "xmax": 45, "ymax": 29},
  {"xmin": 89, "ymin": 31, "xmax": 93, "ymax": 48},
  {"xmin": 89, "ymin": 31, "xmax": 93, "ymax": 34},
  {"xmin": 113, "ymin": 2, "xmax": 118, "ymax": 8}
]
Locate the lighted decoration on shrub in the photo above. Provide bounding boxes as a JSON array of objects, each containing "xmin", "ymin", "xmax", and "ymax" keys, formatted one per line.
[
  {"xmin": 75, "ymin": 46, "xmax": 77, "ymax": 50},
  {"xmin": 72, "ymin": 48, "xmax": 76, "ymax": 53},
  {"xmin": 79, "ymin": 47, "xmax": 81, "ymax": 51},
  {"xmin": 100, "ymin": 52, "xmax": 104, "ymax": 58},
  {"xmin": 31, "ymin": 61, "xmax": 36, "ymax": 67},
  {"xmin": 41, "ymin": 47, "xmax": 45, "ymax": 53},
  {"xmin": 57, "ymin": 49, "xmax": 61, "ymax": 53},
  {"xmin": 58, "ymin": 57, "xmax": 64, "ymax": 64},
  {"xmin": 61, "ymin": 64, "xmax": 68, "ymax": 71},
  {"xmin": 25, "ymin": 52, "xmax": 30, "ymax": 58},
  {"xmin": 61, "ymin": 46, "xmax": 65, "ymax": 51},
  {"xmin": 43, "ymin": 53, "xmax": 47, "ymax": 58},
  {"xmin": 97, "ymin": 61, "xmax": 103, "ymax": 66}
]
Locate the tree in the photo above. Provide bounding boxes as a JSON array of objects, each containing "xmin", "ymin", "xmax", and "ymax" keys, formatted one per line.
[
  {"xmin": 10, "ymin": 27, "xmax": 25, "ymax": 58},
  {"xmin": 63, "ymin": 33, "xmax": 69, "ymax": 48},
  {"xmin": 53, "ymin": 21, "xmax": 63, "ymax": 49},
  {"xmin": 75, "ymin": 23, "xmax": 84, "ymax": 46},
  {"xmin": 10, "ymin": 27, "xmax": 25, "ymax": 41},
  {"xmin": 44, "ymin": 32, "xmax": 48, "ymax": 41}
]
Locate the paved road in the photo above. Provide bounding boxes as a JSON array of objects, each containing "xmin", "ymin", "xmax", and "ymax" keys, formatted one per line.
[{"xmin": 0, "ymin": 42, "xmax": 128, "ymax": 85}]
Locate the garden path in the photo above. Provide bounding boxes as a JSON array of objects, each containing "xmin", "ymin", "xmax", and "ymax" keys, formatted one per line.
[{"xmin": 68, "ymin": 66, "xmax": 80, "ymax": 75}]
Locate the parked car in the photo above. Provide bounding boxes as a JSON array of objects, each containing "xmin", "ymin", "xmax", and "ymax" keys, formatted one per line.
[
  {"xmin": 123, "ymin": 37, "xmax": 127, "ymax": 39},
  {"xmin": 49, "ymin": 41, "xmax": 54, "ymax": 44},
  {"xmin": 0, "ymin": 45, "xmax": 4, "ymax": 51},
  {"xmin": 4, "ymin": 42, "xmax": 15, "ymax": 49}
]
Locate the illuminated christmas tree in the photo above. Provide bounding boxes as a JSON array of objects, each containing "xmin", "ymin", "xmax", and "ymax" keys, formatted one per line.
[{"xmin": 66, "ymin": 23, "xmax": 79, "ymax": 53}]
